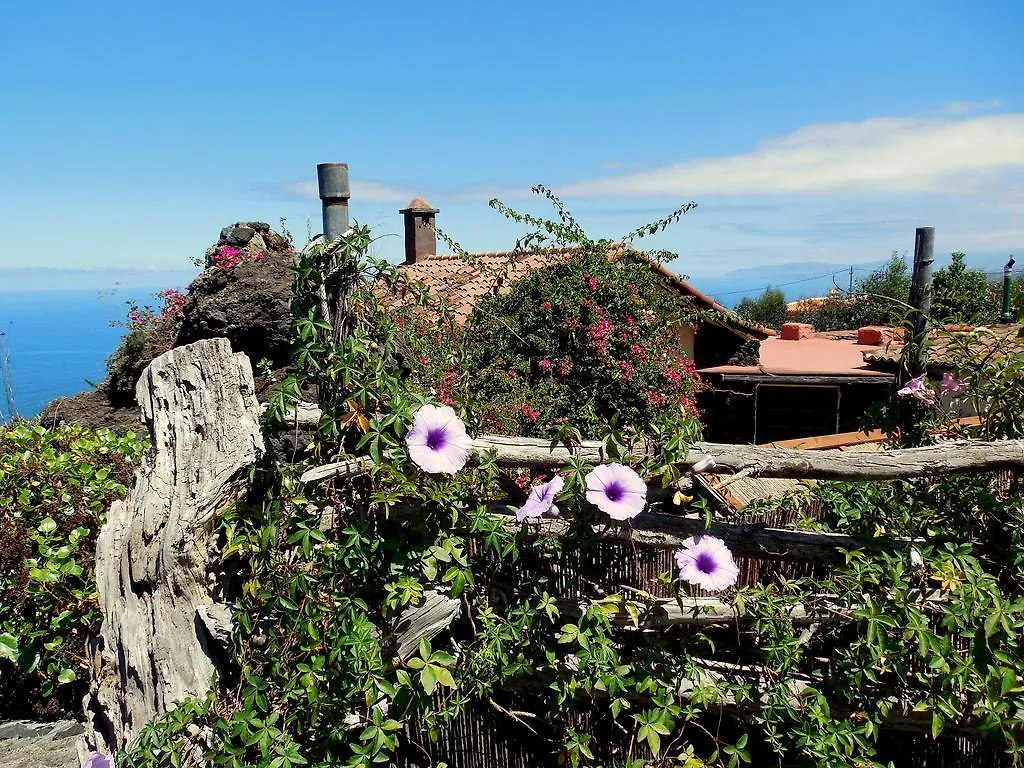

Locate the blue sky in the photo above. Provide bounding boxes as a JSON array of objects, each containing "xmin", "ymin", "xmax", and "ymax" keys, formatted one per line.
[{"xmin": 0, "ymin": 1, "xmax": 1021, "ymax": 295}]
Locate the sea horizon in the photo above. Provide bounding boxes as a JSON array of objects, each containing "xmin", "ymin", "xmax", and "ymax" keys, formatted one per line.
[{"xmin": 0, "ymin": 287, "xmax": 173, "ymax": 421}]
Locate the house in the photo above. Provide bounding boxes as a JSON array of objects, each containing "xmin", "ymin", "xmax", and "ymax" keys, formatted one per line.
[
  {"xmin": 862, "ymin": 323, "xmax": 1024, "ymax": 372},
  {"xmin": 697, "ymin": 323, "xmax": 896, "ymax": 444},
  {"xmin": 394, "ymin": 199, "xmax": 773, "ymax": 370}
]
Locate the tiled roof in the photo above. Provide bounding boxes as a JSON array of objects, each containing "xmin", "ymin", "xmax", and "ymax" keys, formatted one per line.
[
  {"xmin": 397, "ymin": 244, "xmax": 774, "ymax": 338},
  {"xmin": 863, "ymin": 324, "xmax": 1024, "ymax": 369}
]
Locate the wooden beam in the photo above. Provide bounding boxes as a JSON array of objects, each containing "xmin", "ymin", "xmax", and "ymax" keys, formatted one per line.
[
  {"xmin": 473, "ymin": 434, "xmax": 1024, "ymax": 480},
  {"xmin": 715, "ymin": 374, "xmax": 893, "ymax": 385},
  {"xmin": 497, "ymin": 509, "xmax": 919, "ymax": 564}
]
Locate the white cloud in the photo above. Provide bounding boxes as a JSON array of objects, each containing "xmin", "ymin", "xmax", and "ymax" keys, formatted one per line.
[
  {"xmin": 282, "ymin": 178, "xmax": 415, "ymax": 204},
  {"xmin": 556, "ymin": 113, "xmax": 1024, "ymax": 198},
  {"xmin": 944, "ymin": 99, "xmax": 1004, "ymax": 115}
]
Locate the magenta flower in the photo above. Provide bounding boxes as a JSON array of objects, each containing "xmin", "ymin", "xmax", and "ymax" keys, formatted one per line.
[
  {"xmin": 585, "ymin": 463, "xmax": 646, "ymax": 520},
  {"xmin": 405, "ymin": 404, "xmax": 473, "ymax": 475},
  {"xmin": 674, "ymin": 536, "xmax": 739, "ymax": 592},
  {"xmin": 896, "ymin": 375, "xmax": 936, "ymax": 405},
  {"xmin": 516, "ymin": 475, "xmax": 564, "ymax": 522},
  {"xmin": 939, "ymin": 371, "xmax": 966, "ymax": 397},
  {"xmin": 84, "ymin": 752, "xmax": 114, "ymax": 768}
]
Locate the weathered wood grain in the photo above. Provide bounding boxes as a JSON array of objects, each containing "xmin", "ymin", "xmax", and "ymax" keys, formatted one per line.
[{"xmin": 85, "ymin": 338, "xmax": 264, "ymax": 754}]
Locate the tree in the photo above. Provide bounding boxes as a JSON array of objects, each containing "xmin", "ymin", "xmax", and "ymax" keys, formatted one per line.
[
  {"xmin": 734, "ymin": 287, "xmax": 787, "ymax": 330},
  {"xmin": 800, "ymin": 252, "xmax": 910, "ymax": 331},
  {"xmin": 931, "ymin": 252, "xmax": 998, "ymax": 325}
]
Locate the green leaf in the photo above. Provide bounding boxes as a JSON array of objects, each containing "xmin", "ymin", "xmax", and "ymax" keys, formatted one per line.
[
  {"xmin": 931, "ymin": 711, "xmax": 944, "ymax": 740},
  {"xmin": 419, "ymin": 665, "xmax": 437, "ymax": 695},
  {"xmin": 57, "ymin": 668, "xmax": 77, "ymax": 684},
  {"xmin": 646, "ymin": 728, "xmax": 661, "ymax": 756},
  {"xmin": 0, "ymin": 633, "xmax": 19, "ymax": 662},
  {"xmin": 433, "ymin": 666, "xmax": 455, "ymax": 689}
]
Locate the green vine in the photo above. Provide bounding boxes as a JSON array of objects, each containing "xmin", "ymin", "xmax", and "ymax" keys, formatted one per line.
[{"xmin": 122, "ymin": 200, "xmax": 1024, "ymax": 768}]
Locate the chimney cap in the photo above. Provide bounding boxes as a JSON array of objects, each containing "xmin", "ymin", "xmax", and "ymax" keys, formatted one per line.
[{"xmin": 401, "ymin": 197, "xmax": 439, "ymax": 214}]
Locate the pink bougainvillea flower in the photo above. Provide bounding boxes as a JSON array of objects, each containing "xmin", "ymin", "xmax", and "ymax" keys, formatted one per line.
[
  {"xmin": 896, "ymin": 375, "xmax": 935, "ymax": 405},
  {"xmin": 939, "ymin": 371, "xmax": 966, "ymax": 397},
  {"xmin": 674, "ymin": 535, "xmax": 739, "ymax": 592},
  {"xmin": 405, "ymin": 404, "xmax": 473, "ymax": 474},
  {"xmin": 585, "ymin": 463, "xmax": 646, "ymax": 520},
  {"xmin": 84, "ymin": 752, "xmax": 114, "ymax": 768},
  {"xmin": 516, "ymin": 475, "xmax": 565, "ymax": 522}
]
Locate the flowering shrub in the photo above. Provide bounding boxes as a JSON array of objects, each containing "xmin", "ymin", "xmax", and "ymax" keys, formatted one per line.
[
  {"xmin": 0, "ymin": 423, "xmax": 144, "ymax": 718},
  {"xmin": 107, "ymin": 287, "xmax": 189, "ymax": 401},
  {"xmin": 209, "ymin": 242, "xmax": 267, "ymax": 271},
  {"xmin": 453, "ymin": 245, "xmax": 703, "ymax": 441}
]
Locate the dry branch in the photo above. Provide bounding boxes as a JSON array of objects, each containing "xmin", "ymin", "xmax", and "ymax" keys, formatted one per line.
[
  {"xmin": 474, "ymin": 434, "xmax": 1024, "ymax": 480},
  {"xmin": 491, "ymin": 509, "xmax": 919, "ymax": 564},
  {"xmin": 291, "ymin": 400, "xmax": 1024, "ymax": 482},
  {"xmin": 560, "ymin": 594, "xmax": 846, "ymax": 628}
]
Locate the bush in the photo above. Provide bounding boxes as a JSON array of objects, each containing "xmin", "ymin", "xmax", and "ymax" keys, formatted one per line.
[
  {"xmin": 409, "ymin": 244, "xmax": 704, "ymax": 443},
  {"xmin": 0, "ymin": 422, "xmax": 145, "ymax": 718},
  {"xmin": 931, "ymin": 252, "xmax": 999, "ymax": 325},
  {"xmin": 735, "ymin": 287, "xmax": 787, "ymax": 330},
  {"xmin": 107, "ymin": 288, "xmax": 188, "ymax": 402},
  {"xmin": 800, "ymin": 252, "xmax": 911, "ymax": 331}
]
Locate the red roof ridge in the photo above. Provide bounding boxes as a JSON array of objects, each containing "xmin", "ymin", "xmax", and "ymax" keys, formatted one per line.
[{"xmin": 395, "ymin": 242, "xmax": 772, "ymax": 338}]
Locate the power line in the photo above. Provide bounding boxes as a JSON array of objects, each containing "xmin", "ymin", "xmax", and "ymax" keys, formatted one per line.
[
  {"xmin": 712, "ymin": 265, "xmax": 1019, "ymax": 301},
  {"xmin": 712, "ymin": 269, "xmax": 849, "ymax": 297}
]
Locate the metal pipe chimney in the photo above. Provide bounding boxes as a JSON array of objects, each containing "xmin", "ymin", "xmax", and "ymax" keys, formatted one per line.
[{"xmin": 317, "ymin": 163, "xmax": 350, "ymax": 241}]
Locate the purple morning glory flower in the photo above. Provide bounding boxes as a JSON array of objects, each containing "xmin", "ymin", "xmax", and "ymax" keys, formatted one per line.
[
  {"xmin": 516, "ymin": 475, "xmax": 564, "ymax": 522},
  {"xmin": 897, "ymin": 375, "xmax": 935, "ymax": 405},
  {"xmin": 939, "ymin": 371, "xmax": 966, "ymax": 396},
  {"xmin": 84, "ymin": 752, "xmax": 114, "ymax": 768},
  {"xmin": 585, "ymin": 463, "xmax": 646, "ymax": 520},
  {"xmin": 405, "ymin": 404, "xmax": 473, "ymax": 474},
  {"xmin": 674, "ymin": 535, "xmax": 739, "ymax": 592}
]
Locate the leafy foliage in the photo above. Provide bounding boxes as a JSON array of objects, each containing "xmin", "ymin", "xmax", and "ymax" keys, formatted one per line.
[
  {"xmin": 120, "ymin": 199, "xmax": 1024, "ymax": 768},
  {"xmin": 459, "ymin": 246, "xmax": 704, "ymax": 441},
  {"xmin": 107, "ymin": 288, "xmax": 188, "ymax": 402},
  {"xmin": 734, "ymin": 287, "xmax": 788, "ymax": 331},
  {"xmin": 0, "ymin": 423, "xmax": 144, "ymax": 717},
  {"xmin": 931, "ymin": 252, "xmax": 1000, "ymax": 325},
  {"xmin": 798, "ymin": 252, "xmax": 911, "ymax": 331}
]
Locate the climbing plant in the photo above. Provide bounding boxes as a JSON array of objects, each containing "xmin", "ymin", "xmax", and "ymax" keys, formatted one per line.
[{"xmin": 121, "ymin": 197, "xmax": 1024, "ymax": 768}]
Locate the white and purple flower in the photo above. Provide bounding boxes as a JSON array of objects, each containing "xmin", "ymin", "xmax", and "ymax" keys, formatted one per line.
[
  {"xmin": 84, "ymin": 752, "xmax": 114, "ymax": 768},
  {"xmin": 939, "ymin": 371, "xmax": 966, "ymax": 397},
  {"xmin": 896, "ymin": 375, "xmax": 936, "ymax": 405},
  {"xmin": 405, "ymin": 404, "xmax": 473, "ymax": 475},
  {"xmin": 585, "ymin": 463, "xmax": 646, "ymax": 520},
  {"xmin": 516, "ymin": 475, "xmax": 564, "ymax": 522},
  {"xmin": 674, "ymin": 535, "xmax": 739, "ymax": 592}
]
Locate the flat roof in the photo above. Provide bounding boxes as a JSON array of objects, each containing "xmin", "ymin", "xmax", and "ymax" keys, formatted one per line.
[{"xmin": 700, "ymin": 336, "xmax": 891, "ymax": 378}]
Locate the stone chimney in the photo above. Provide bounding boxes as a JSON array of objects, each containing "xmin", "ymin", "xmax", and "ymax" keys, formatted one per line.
[{"xmin": 400, "ymin": 198, "xmax": 439, "ymax": 265}]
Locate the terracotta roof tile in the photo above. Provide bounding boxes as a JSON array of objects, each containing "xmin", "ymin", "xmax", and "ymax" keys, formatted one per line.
[
  {"xmin": 863, "ymin": 323, "xmax": 1024, "ymax": 369},
  {"xmin": 395, "ymin": 244, "xmax": 773, "ymax": 337}
]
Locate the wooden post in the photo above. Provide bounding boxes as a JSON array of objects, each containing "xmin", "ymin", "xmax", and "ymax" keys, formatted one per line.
[{"xmin": 899, "ymin": 227, "xmax": 935, "ymax": 445}]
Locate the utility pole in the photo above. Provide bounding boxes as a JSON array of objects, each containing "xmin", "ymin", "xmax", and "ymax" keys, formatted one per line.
[
  {"xmin": 898, "ymin": 227, "xmax": 935, "ymax": 446},
  {"xmin": 999, "ymin": 257, "xmax": 1016, "ymax": 324}
]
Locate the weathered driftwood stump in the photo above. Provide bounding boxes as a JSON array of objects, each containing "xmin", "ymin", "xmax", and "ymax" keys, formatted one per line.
[{"xmin": 85, "ymin": 338, "xmax": 264, "ymax": 754}]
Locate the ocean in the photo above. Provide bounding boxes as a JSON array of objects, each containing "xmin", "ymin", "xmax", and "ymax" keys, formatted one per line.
[{"xmin": 0, "ymin": 288, "xmax": 162, "ymax": 421}]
